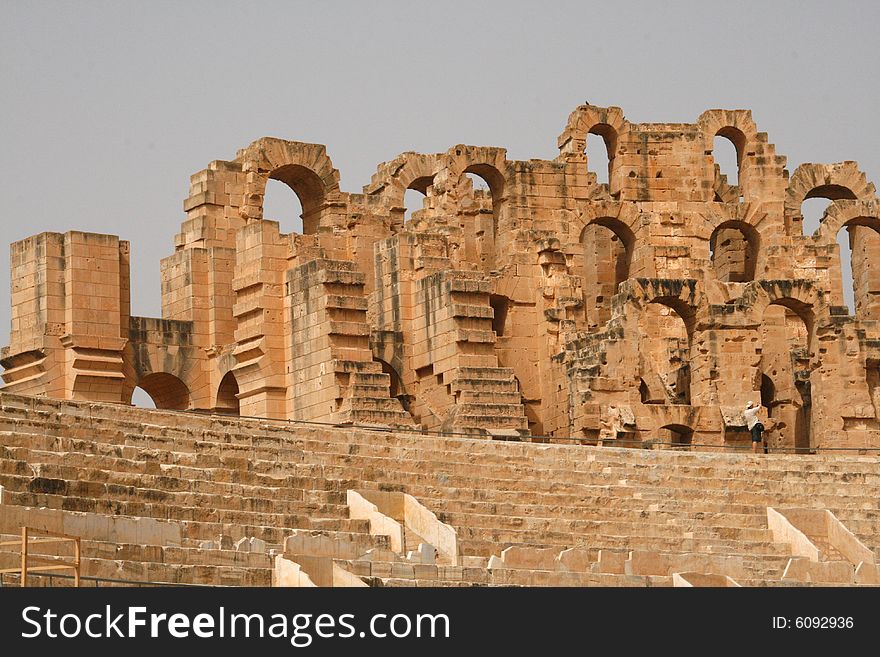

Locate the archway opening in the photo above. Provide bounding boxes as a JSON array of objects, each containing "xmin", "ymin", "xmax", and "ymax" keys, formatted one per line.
[
  {"xmin": 801, "ymin": 187, "xmax": 859, "ymax": 313},
  {"xmin": 263, "ymin": 178, "xmax": 305, "ymax": 234},
  {"xmin": 489, "ymin": 294, "xmax": 509, "ymax": 337},
  {"xmin": 585, "ymin": 133, "xmax": 610, "ymax": 185},
  {"xmin": 584, "ymin": 124, "xmax": 617, "ymax": 187},
  {"xmin": 836, "ymin": 217, "xmax": 880, "ymax": 318},
  {"xmin": 581, "ymin": 218, "xmax": 634, "ymax": 328},
  {"xmin": 659, "ymin": 423, "xmax": 693, "ymax": 449},
  {"xmin": 638, "ymin": 301, "xmax": 691, "ymax": 405},
  {"xmin": 463, "ymin": 164, "xmax": 505, "ymax": 270},
  {"xmin": 760, "ymin": 303, "xmax": 811, "ymax": 451},
  {"xmin": 216, "ymin": 371, "xmax": 240, "ymax": 415},
  {"xmin": 403, "ymin": 175, "xmax": 434, "ymax": 224},
  {"xmin": 404, "ymin": 187, "xmax": 427, "ymax": 224},
  {"xmin": 268, "ymin": 164, "xmax": 326, "ymax": 235},
  {"xmin": 710, "ymin": 221, "xmax": 758, "ymax": 282},
  {"xmin": 712, "ymin": 132, "xmax": 742, "ymax": 187},
  {"xmin": 801, "ymin": 197, "xmax": 833, "ymax": 236},
  {"xmin": 131, "ymin": 372, "xmax": 190, "ymax": 410},
  {"xmin": 465, "ymin": 172, "xmax": 489, "ymax": 193}
]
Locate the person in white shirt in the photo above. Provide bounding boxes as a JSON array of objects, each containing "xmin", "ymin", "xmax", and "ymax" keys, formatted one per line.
[{"xmin": 744, "ymin": 401, "xmax": 765, "ymax": 454}]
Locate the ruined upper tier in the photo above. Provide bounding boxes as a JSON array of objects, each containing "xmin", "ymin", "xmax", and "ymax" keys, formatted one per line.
[{"xmin": 3, "ymin": 104, "xmax": 880, "ymax": 450}]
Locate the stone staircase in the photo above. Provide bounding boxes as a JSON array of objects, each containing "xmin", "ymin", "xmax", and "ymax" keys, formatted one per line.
[{"xmin": 0, "ymin": 392, "xmax": 878, "ymax": 586}]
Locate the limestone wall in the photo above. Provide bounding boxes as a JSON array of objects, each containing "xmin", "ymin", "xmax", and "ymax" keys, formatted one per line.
[{"xmin": 3, "ymin": 103, "xmax": 880, "ymax": 449}]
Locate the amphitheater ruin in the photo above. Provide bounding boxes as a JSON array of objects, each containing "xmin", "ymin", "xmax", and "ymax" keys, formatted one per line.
[{"xmin": 0, "ymin": 104, "xmax": 879, "ymax": 587}]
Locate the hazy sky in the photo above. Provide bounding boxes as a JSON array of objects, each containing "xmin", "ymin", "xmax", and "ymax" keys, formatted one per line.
[{"xmin": 2, "ymin": 0, "xmax": 878, "ymax": 353}]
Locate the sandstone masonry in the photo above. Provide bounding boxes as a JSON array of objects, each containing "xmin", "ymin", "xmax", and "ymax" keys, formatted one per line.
[{"xmin": 3, "ymin": 104, "xmax": 880, "ymax": 451}]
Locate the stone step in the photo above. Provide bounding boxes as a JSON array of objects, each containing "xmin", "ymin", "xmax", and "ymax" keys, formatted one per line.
[{"xmin": 451, "ymin": 378, "xmax": 519, "ymax": 393}]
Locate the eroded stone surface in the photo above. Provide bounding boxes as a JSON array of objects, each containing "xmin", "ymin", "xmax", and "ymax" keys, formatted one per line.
[{"xmin": 3, "ymin": 103, "xmax": 880, "ymax": 449}]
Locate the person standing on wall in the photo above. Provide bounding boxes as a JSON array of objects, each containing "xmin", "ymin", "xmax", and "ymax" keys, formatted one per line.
[{"xmin": 744, "ymin": 401, "xmax": 765, "ymax": 455}]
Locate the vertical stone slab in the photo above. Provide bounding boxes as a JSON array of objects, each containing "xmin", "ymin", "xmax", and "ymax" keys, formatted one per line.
[{"xmin": 231, "ymin": 220, "xmax": 288, "ymax": 419}]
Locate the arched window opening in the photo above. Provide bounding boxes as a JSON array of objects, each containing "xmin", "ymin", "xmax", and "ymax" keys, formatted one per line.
[
  {"xmin": 660, "ymin": 424, "xmax": 693, "ymax": 449},
  {"xmin": 581, "ymin": 218, "xmax": 634, "ymax": 328},
  {"xmin": 465, "ymin": 172, "xmax": 489, "ymax": 193},
  {"xmin": 216, "ymin": 371, "xmax": 240, "ymax": 415},
  {"xmin": 263, "ymin": 178, "xmax": 305, "ymax": 234},
  {"xmin": 404, "ymin": 187, "xmax": 427, "ymax": 224},
  {"xmin": 800, "ymin": 185, "xmax": 857, "ymax": 236},
  {"xmin": 712, "ymin": 134, "xmax": 740, "ymax": 186},
  {"xmin": 710, "ymin": 221, "xmax": 758, "ymax": 282},
  {"xmin": 801, "ymin": 185, "xmax": 862, "ymax": 316},
  {"xmin": 801, "ymin": 197, "xmax": 832, "ymax": 236},
  {"xmin": 403, "ymin": 176, "xmax": 433, "ymax": 224},
  {"xmin": 836, "ymin": 217, "xmax": 880, "ymax": 318},
  {"xmin": 462, "ymin": 164, "xmax": 505, "ymax": 271},
  {"xmin": 584, "ymin": 124, "xmax": 617, "ymax": 187},
  {"xmin": 131, "ymin": 372, "xmax": 190, "ymax": 411},
  {"xmin": 760, "ymin": 303, "xmax": 811, "ymax": 451},
  {"xmin": 266, "ymin": 164, "xmax": 326, "ymax": 235},
  {"xmin": 837, "ymin": 226, "xmax": 857, "ymax": 315},
  {"xmin": 585, "ymin": 134, "xmax": 610, "ymax": 185},
  {"xmin": 638, "ymin": 302, "xmax": 691, "ymax": 405},
  {"xmin": 489, "ymin": 295, "xmax": 509, "ymax": 337}
]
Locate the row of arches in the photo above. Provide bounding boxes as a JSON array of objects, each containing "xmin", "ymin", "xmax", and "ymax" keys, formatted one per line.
[
  {"xmin": 249, "ymin": 136, "xmax": 876, "ymax": 319},
  {"xmin": 130, "ymin": 371, "xmax": 240, "ymax": 414},
  {"xmin": 583, "ymin": 122, "xmax": 744, "ymax": 192},
  {"xmin": 581, "ymin": 205, "xmax": 880, "ymax": 320},
  {"xmin": 629, "ymin": 290, "xmax": 813, "ymax": 449}
]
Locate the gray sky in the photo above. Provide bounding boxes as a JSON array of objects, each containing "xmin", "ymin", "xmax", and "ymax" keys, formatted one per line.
[{"xmin": 2, "ymin": 0, "xmax": 878, "ymax": 353}]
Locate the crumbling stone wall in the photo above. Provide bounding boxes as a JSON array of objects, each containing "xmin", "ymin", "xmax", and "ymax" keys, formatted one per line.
[{"xmin": 3, "ymin": 104, "xmax": 880, "ymax": 450}]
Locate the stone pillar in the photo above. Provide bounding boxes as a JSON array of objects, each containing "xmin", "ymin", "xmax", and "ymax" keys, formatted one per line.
[
  {"xmin": 1, "ymin": 231, "xmax": 128, "ymax": 402},
  {"xmin": 287, "ymin": 258, "xmax": 411, "ymax": 426},
  {"xmin": 231, "ymin": 220, "xmax": 288, "ymax": 419}
]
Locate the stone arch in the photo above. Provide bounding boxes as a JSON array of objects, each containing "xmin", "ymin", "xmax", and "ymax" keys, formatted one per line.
[
  {"xmin": 695, "ymin": 202, "xmax": 777, "ymax": 276},
  {"xmin": 814, "ymin": 199, "xmax": 880, "ymax": 243},
  {"xmin": 625, "ymin": 280, "xmax": 702, "ymax": 407},
  {"xmin": 573, "ymin": 202, "xmax": 643, "ymax": 257},
  {"xmin": 742, "ymin": 280, "xmax": 821, "ymax": 349},
  {"xmin": 698, "ymin": 110, "xmax": 761, "ymax": 199},
  {"xmin": 215, "ymin": 370, "xmax": 240, "ymax": 415},
  {"xmin": 621, "ymin": 278, "xmax": 703, "ymax": 336},
  {"xmin": 557, "ymin": 104, "xmax": 627, "ymax": 159},
  {"xmin": 132, "ymin": 372, "xmax": 191, "ymax": 411},
  {"xmin": 442, "ymin": 146, "xmax": 510, "ymax": 269},
  {"xmin": 579, "ymin": 216, "xmax": 636, "ymax": 327},
  {"xmin": 659, "ymin": 423, "xmax": 694, "ymax": 447},
  {"xmin": 815, "ymin": 200, "xmax": 880, "ymax": 318},
  {"xmin": 557, "ymin": 105, "xmax": 626, "ymax": 193},
  {"xmin": 709, "ymin": 219, "xmax": 760, "ymax": 282},
  {"xmin": 236, "ymin": 138, "xmax": 341, "ymax": 229},
  {"xmin": 364, "ymin": 152, "xmax": 443, "ymax": 217},
  {"xmin": 698, "ymin": 110, "xmax": 759, "ymax": 161},
  {"xmin": 445, "ymin": 145, "xmax": 508, "ymax": 192},
  {"xmin": 785, "ymin": 162, "xmax": 876, "ymax": 235},
  {"xmin": 713, "ymin": 127, "xmax": 746, "ymax": 187},
  {"xmin": 757, "ymin": 300, "xmax": 813, "ymax": 452}
]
